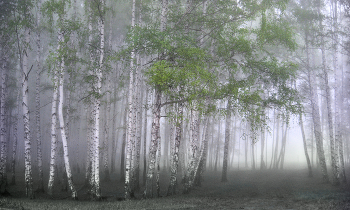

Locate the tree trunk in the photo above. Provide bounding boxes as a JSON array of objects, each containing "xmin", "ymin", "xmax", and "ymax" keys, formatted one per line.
[
  {"xmin": 300, "ymin": 114, "xmax": 313, "ymax": 177},
  {"xmin": 125, "ymin": 0, "xmax": 136, "ymax": 199},
  {"xmin": 0, "ymin": 57, "xmax": 8, "ymax": 192},
  {"xmin": 57, "ymin": 55, "xmax": 77, "ymax": 199},
  {"xmin": 143, "ymin": 89, "xmax": 161, "ymax": 198},
  {"xmin": 221, "ymin": 100, "xmax": 232, "ymax": 182},
  {"xmin": 48, "ymin": 71, "xmax": 59, "ymax": 197},
  {"xmin": 167, "ymin": 103, "xmax": 183, "ymax": 196},
  {"xmin": 22, "ymin": 27, "xmax": 34, "ymax": 199},
  {"xmin": 306, "ymin": 29, "xmax": 329, "ymax": 182},
  {"xmin": 142, "ymin": 87, "xmax": 149, "ymax": 186},
  {"xmin": 194, "ymin": 116, "xmax": 210, "ymax": 187},
  {"xmin": 35, "ymin": 0, "xmax": 43, "ymax": 192},
  {"xmin": 273, "ymin": 116, "xmax": 280, "ymax": 169},
  {"xmin": 184, "ymin": 109, "xmax": 200, "ymax": 192},
  {"xmin": 214, "ymin": 117, "xmax": 220, "ymax": 171},
  {"xmin": 321, "ymin": 42, "xmax": 339, "ymax": 185},
  {"xmin": 11, "ymin": 87, "xmax": 20, "ymax": 186}
]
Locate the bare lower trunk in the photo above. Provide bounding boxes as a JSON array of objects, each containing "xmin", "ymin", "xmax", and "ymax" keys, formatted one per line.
[
  {"xmin": 306, "ymin": 30, "xmax": 329, "ymax": 182},
  {"xmin": 184, "ymin": 109, "xmax": 200, "ymax": 192},
  {"xmin": 0, "ymin": 60, "xmax": 8, "ymax": 191},
  {"xmin": 194, "ymin": 117, "xmax": 209, "ymax": 187},
  {"xmin": 23, "ymin": 28, "xmax": 34, "ymax": 199},
  {"xmin": 125, "ymin": 0, "xmax": 136, "ymax": 199},
  {"xmin": 144, "ymin": 89, "xmax": 161, "ymax": 198},
  {"xmin": 300, "ymin": 114, "xmax": 313, "ymax": 177},
  {"xmin": 142, "ymin": 88, "xmax": 149, "ymax": 185},
  {"xmin": 35, "ymin": 0, "xmax": 43, "ymax": 192},
  {"xmin": 11, "ymin": 89, "xmax": 20, "ymax": 185},
  {"xmin": 57, "ymin": 59, "xmax": 77, "ymax": 199},
  {"xmin": 222, "ymin": 100, "xmax": 232, "ymax": 182},
  {"xmin": 48, "ymin": 73, "xmax": 59, "ymax": 196},
  {"xmin": 167, "ymin": 103, "xmax": 183, "ymax": 196}
]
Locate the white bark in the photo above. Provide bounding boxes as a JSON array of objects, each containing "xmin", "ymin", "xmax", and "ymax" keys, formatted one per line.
[
  {"xmin": 11, "ymin": 84, "xmax": 20, "ymax": 185},
  {"xmin": 57, "ymin": 38, "xmax": 77, "ymax": 198},
  {"xmin": 91, "ymin": 1, "xmax": 104, "ymax": 198},
  {"xmin": 125, "ymin": 0, "xmax": 136, "ymax": 199},
  {"xmin": 35, "ymin": 0, "xmax": 43, "ymax": 191},
  {"xmin": 306, "ymin": 29, "xmax": 329, "ymax": 182},
  {"xmin": 22, "ymin": 27, "xmax": 34, "ymax": 198}
]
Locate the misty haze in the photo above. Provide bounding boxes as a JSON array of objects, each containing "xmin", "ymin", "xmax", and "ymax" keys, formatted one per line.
[{"xmin": 0, "ymin": 0, "xmax": 350, "ymax": 209}]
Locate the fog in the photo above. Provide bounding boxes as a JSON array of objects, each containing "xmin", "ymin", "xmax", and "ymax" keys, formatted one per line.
[{"xmin": 0, "ymin": 0, "xmax": 350, "ymax": 209}]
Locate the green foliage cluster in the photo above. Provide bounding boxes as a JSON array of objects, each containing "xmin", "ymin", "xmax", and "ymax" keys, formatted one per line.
[{"xmin": 117, "ymin": 0, "xmax": 302, "ymax": 127}]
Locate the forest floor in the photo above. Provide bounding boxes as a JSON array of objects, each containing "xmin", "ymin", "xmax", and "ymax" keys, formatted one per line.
[{"xmin": 1, "ymin": 168, "xmax": 350, "ymax": 209}]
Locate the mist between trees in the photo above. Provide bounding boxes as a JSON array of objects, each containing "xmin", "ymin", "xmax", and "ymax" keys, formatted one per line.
[{"xmin": 0, "ymin": 0, "xmax": 350, "ymax": 201}]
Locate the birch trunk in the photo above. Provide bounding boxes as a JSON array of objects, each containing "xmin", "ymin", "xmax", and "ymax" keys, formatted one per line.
[
  {"xmin": 48, "ymin": 72, "xmax": 58, "ymax": 197},
  {"xmin": 184, "ymin": 109, "xmax": 199, "ymax": 192},
  {"xmin": 143, "ymin": 89, "xmax": 161, "ymax": 198},
  {"xmin": 22, "ymin": 27, "xmax": 34, "ymax": 199},
  {"xmin": 214, "ymin": 117, "xmax": 220, "ymax": 171},
  {"xmin": 57, "ymin": 55, "xmax": 77, "ymax": 199},
  {"xmin": 194, "ymin": 117, "xmax": 209, "ymax": 187},
  {"xmin": 143, "ymin": 0, "xmax": 167, "ymax": 198},
  {"xmin": 321, "ymin": 42, "xmax": 339, "ymax": 185},
  {"xmin": 11, "ymin": 86, "xmax": 20, "ymax": 185},
  {"xmin": 306, "ymin": 29, "xmax": 329, "ymax": 182},
  {"xmin": 167, "ymin": 103, "xmax": 183, "ymax": 196},
  {"xmin": 91, "ymin": 3, "xmax": 105, "ymax": 198},
  {"xmin": 125, "ymin": 0, "xmax": 136, "ymax": 199},
  {"xmin": 221, "ymin": 100, "xmax": 232, "ymax": 182},
  {"xmin": 142, "ymin": 87, "xmax": 149, "ymax": 185},
  {"xmin": 300, "ymin": 113, "xmax": 313, "ymax": 177},
  {"xmin": 35, "ymin": 0, "xmax": 43, "ymax": 192},
  {"xmin": 260, "ymin": 127, "xmax": 265, "ymax": 170},
  {"xmin": 273, "ymin": 117, "xmax": 280, "ymax": 169},
  {"xmin": 156, "ymin": 124, "xmax": 161, "ymax": 197}
]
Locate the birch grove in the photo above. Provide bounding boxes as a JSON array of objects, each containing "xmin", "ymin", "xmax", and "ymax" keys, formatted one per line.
[{"xmin": 1, "ymin": 0, "xmax": 350, "ymax": 202}]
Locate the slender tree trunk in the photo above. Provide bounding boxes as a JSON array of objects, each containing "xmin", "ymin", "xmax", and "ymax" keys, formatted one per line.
[
  {"xmin": 35, "ymin": 0, "xmax": 43, "ymax": 192},
  {"xmin": 273, "ymin": 116, "xmax": 280, "ymax": 169},
  {"xmin": 214, "ymin": 117, "xmax": 220, "ymax": 171},
  {"xmin": 194, "ymin": 116, "xmax": 210, "ymax": 187},
  {"xmin": 0, "ymin": 52, "xmax": 8, "ymax": 193},
  {"xmin": 321, "ymin": 43, "xmax": 339, "ymax": 185},
  {"xmin": 48, "ymin": 72, "xmax": 59, "ymax": 197},
  {"xmin": 300, "ymin": 114, "xmax": 313, "ymax": 177},
  {"xmin": 144, "ymin": 89, "xmax": 161, "ymax": 198},
  {"xmin": 57, "ymin": 55, "xmax": 78, "ymax": 199},
  {"xmin": 91, "ymin": 5, "xmax": 104, "ymax": 198},
  {"xmin": 260, "ymin": 126, "xmax": 265, "ymax": 170},
  {"xmin": 156, "ymin": 123, "xmax": 161, "ymax": 197},
  {"xmin": 184, "ymin": 109, "xmax": 199, "ymax": 192},
  {"xmin": 120, "ymin": 108, "xmax": 127, "ymax": 183},
  {"xmin": 11, "ymin": 87, "xmax": 20, "ymax": 186},
  {"xmin": 142, "ymin": 87, "xmax": 149, "ymax": 185},
  {"xmin": 221, "ymin": 100, "xmax": 232, "ymax": 182},
  {"xmin": 167, "ymin": 103, "xmax": 183, "ymax": 196},
  {"xmin": 22, "ymin": 27, "xmax": 34, "ymax": 199},
  {"xmin": 125, "ymin": 0, "xmax": 136, "ymax": 199},
  {"xmin": 306, "ymin": 29, "xmax": 329, "ymax": 182}
]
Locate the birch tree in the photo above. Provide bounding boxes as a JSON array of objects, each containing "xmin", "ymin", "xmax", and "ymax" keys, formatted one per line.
[
  {"xmin": 125, "ymin": 0, "xmax": 136, "ymax": 199},
  {"xmin": 35, "ymin": 0, "xmax": 44, "ymax": 192}
]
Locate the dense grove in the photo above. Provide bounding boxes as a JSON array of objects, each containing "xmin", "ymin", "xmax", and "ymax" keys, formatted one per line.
[{"xmin": 0, "ymin": 0, "xmax": 349, "ymax": 204}]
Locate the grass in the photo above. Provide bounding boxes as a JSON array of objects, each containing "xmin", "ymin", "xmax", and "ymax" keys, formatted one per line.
[{"xmin": 1, "ymin": 169, "xmax": 350, "ymax": 209}]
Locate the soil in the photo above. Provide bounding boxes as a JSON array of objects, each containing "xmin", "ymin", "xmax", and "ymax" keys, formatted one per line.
[{"xmin": 1, "ymin": 168, "xmax": 350, "ymax": 209}]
